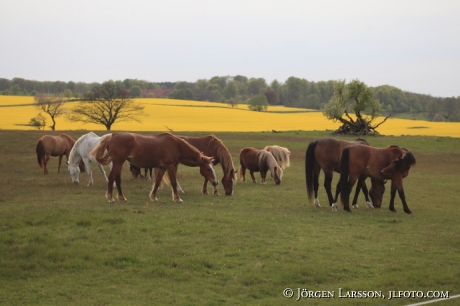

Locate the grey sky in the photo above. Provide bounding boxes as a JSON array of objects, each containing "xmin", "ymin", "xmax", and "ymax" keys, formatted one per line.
[{"xmin": 2, "ymin": 0, "xmax": 459, "ymax": 97}]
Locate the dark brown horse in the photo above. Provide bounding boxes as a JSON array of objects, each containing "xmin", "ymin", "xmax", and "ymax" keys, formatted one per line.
[
  {"xmin": 305, "ymin": 138, "xmax": 382, "ymax": 210},
  {"xmin": 340, "ymin": 144, "xmax": 416, "ymax": 214},
  {"xmin": 36, "ymin": 134, "xmax": 84, "ymax": 175},
  {"xmin": 239, "ymin": 147, "xmax": 283, "ymax": 185},
  {"xmin": 90, "ymin": 132, "xmax": 218, "ymax": 203}
]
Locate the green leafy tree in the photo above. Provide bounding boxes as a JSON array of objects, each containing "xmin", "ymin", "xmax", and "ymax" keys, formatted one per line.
[
  {"xmin": 248, "ymin": 94, "xmax": 269, "ymax": 112},
  {"xmin": 68, "ymin": 80, "xmax": 145, "ymax": 131},
  {"xmin": 322, "ymin": 79, "xmax": 389, "ymax": 135},
  {"xmin": 34, "ymin": 93, "xmax": 67, "ymax": 130},
  {"xmin": 223, "ymin": 81, "xmax": 239, "ymax": 99},
  {"xmin": 129, "ymin": 85, "xmax": 142, "ymax": 97}
]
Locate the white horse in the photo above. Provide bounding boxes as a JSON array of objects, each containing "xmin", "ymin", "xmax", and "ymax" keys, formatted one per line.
[{"xmin": 66, "ymin": 132, "xmax": 112, "ymax": 186}]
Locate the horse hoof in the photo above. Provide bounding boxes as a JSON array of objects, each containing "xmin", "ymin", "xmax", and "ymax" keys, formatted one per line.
[
  {"xmin": 150, "ymin": 197, "xmax": 159, "ymax": 202},
  {"xmin": 366, "ymin": 202, "xmax": 374, "ymax": 209},
  {"xmin": 352, "ymin": 204, "xmax": 358, "ymax": 209},
  {"xmin": 174, "ymin": 199, "xmax": 183, "ymax": 203},
  {"xmin": 202, "ymin": 191, "xmax": 209, "ymax": 195},
  {"xmin": 404, "ymin": 210, "xmax": 412, "ymax": 214}
]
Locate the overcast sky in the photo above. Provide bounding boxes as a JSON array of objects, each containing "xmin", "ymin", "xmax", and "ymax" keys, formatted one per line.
[{"xmin": 2, "ymin": 0, "xmax": 459, "ymax": 97}]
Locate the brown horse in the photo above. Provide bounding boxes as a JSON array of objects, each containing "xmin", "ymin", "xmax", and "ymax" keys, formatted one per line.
[
  {"xmin": 129, "ymin": 135, "xmax": 237, "ymax": 196},
  {"xmin": 36, "ymin": 134, "xmax": 84, "ymax": 175},
  {"xmin": 305, "ymin": 138, "xmax": 382, "ymax": 211},
  {"xmin": 90, "ymin": 132, "xmax": 218, "ymax": 203},
  {"xmin": 340, "ymin": 144, "xmax": 416, "ymax": 214},
  {"xmin": 264, "ymin": 145, "xmax": 291, "ymax": 170},
  {"xmin": 239, "ymin": 147, "xmax": 283, "ymax": 185},
  {"xmin": 178, "ymin": 135, "xmax": 236, "ymax": 196}
]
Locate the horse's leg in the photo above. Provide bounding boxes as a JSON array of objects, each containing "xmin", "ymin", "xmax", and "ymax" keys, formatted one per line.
[
  {"xmin": 115, "ymin": 165, "xmax": 127, "ymax": 201},
  {"xmin": 343, "ymin": 176, "xmax": 358, "ymax": 212},
  {"xmin": 391, "ymin": 178, "xmax": 412, "ymax": 214},
  {"xmin": 44, "ymin": 154, "xmax": 50, "ymax": 175},
  {"xmin": 240, "ymin": 165, "xmax": 247, "ymax": 183},
  {"xmin": 313, "ymin": 167, "xmax": 321, "ymax": 207},
  {"xmin": 58, "ymin": 155, "xmax": 63, "ymax": 173},
  {"xmin": 250, "ymin": 171, "xmax": 257, "ymax": 183},
  {"xmin": 84, "ymin": 158, "xmax": 94, "ymax": 187},
  {"xmin": 150, "ymin": 168, "xmax": 165, "ymax": 201},
  {"xmin": 323, "ymin": 171, "xmax": 335, "ymax": 209},
  {"xmin": 167, "ymin": 167, "xmax": 182, "ymax": 203},
  {"xmin": 356, "ymin": 177, "xmax": 373, "ymax": 209},
  {"xmin": 202, "ymin": 178, "xmax": 209, "ymax": 195},
  {"xmin": 106, "ymin": 163, "xmax": 120, "ymax": 203},
  {"xmin": 389, "ymin": 185, "xmax": 397, "ymax": 213},
  {"xmin": 213, "ymin": 182, "xmax": 219, "ymax": 196},
  {"xmin": 260, "ymin": 170, "xmax": 267, "ymax": 184}
]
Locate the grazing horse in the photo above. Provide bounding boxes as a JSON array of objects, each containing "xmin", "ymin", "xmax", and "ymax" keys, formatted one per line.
[
  {"xmin": 340, "ymin": 144, "xmax": 416, "ymax": 214},
  {"xmin": 129, "ymin": 135, "xmax": 237, "ymax": 196},
  {"xmin": 239, "ymin": 147, "xmax": 283, "ymax": 185},
  {"xmin": 36, "ymin": 134, "xmax": 83, "ymax": 175},
  {"xmin": 264, "ymin": 145, "xmax": 291, "ymax": 170},
  {"xmin": 305, "ymin": 138, "xmax": 382, "ymax": 211},
  {"xmin": 65, "ymin": 132, "xmax": 112, "ymax": 186},
  {"xmin": 90, "ymin": 132, "xmax": 218, "ymax": 203},
  {"xmin": 179, "ymin": 135, "xmax": 237, "ymax": 196}
]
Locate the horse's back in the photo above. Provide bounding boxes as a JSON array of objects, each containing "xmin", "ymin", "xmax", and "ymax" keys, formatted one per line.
[{"xmin": 239, "ymin": 147, "xmax": 260, "ymax": 170}]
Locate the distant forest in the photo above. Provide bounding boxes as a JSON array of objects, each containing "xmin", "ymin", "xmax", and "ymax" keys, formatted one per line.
[{"xmin": 1, "ymin": 76, "xmax": 459, "ymax": 122}]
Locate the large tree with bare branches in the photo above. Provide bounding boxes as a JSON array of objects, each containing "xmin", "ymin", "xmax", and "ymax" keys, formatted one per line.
[
  {"xmin": 322, "ymin": 79, "xmax": 390, "ymax": 135},
  {"xmin": 68, "ymin": 81, "xmax": 145, "ymax": 130},
  {"xmin": 34, "ymin": 93, "xmax": 67, "ymax": 130}
]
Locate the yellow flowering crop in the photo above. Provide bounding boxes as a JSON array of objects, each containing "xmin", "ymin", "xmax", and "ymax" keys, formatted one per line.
[{"xmin": 1, "ymin": 96, "xmax": 459, "ymax": 138}]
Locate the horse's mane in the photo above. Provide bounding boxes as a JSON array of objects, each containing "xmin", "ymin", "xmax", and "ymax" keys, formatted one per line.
[
  {"xmin": 259, "ymin": 150, "xmax": 283, "ymax": 179},
  {"xmin": 210, "ymin": 135, "xmax": 236, "ymax": 179},
  {"xmin": 397, "ymin": 151, "xmax": 417, "ymax": 169},
  {"xmin": 60, "ymin": 133, "xmax": 75, "ymax": 145},
  {"xmin": 163, "ymin": 133, "xmax": 213, "ymax": 163},
  {"xmin": 354, "ymin": 138, "xmax": 369, "ymax": 145},
  {"xmin": 264, "ymin": 145, "xmax": 290, "ymax": 169}
]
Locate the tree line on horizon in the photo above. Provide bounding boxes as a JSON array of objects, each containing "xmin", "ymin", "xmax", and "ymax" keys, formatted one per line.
[{"xmin": 1, "ymin": 76, "xmax": 459, "ymax": 122}]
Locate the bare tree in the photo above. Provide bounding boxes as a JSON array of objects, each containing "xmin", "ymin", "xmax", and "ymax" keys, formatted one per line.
[
  {"xmin": 68, "ymin": 81, "xmax": 145, "ymax": 130},
  {"xmin": 34, "ymin": 93, "xmax": 67, "ymax": 130}
]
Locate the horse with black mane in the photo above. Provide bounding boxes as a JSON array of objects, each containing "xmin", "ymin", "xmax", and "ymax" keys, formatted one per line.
[
  {"xmin": 340, "ymin": 144, "xmax": 416, "ymax": 214},
  {"xmin": 305, "ymin": 138, "xmax": 384, "ymax": 210},
  {"xmin": 36, "ymin": 134, "xmax": 84, "ymax": 175},
  {"xmin": 90, "ymin": 132, "xmax": 218, "ymax": 203},
  {"xmin": 239, "ymin": 147, "xmax": 283, "ymax": 185}
]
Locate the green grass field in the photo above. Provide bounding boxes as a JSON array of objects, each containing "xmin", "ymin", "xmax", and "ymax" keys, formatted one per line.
[{"xmin": 0, "ymin": 130, "xmax": 459, "ymax": 305}]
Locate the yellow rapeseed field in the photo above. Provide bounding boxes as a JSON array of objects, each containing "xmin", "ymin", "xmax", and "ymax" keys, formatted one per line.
[{"xmin": 1, "ymin": 96, "xmax": 459, "ymax": 137}]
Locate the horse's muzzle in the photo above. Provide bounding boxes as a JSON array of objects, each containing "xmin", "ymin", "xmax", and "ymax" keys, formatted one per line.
[
  {"xmin": 73, "ymin": 181, "xmax": 79, "ymax": 184},
  {"xmin": 225, "ymin": 191, "xmax": 233, "ymax": 196},
  {"xmin": 276, "ymin": 182, "xmax": 281, "ymax": 185}
]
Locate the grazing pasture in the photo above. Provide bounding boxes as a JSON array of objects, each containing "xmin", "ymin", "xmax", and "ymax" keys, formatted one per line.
[{"xmin": 0, "ymin": 130, "xmax": 459, "ymax": 305}]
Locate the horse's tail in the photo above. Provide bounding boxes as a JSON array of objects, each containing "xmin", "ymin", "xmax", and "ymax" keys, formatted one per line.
[
  {"xmin": 340, "ymin": 147, "xmax": 351, "ymax": 207},
  {"xmin": 36, "ymin": 139, "xmax": 45, "ymax": 169},
  {"xmin": 305, "ymin": 141, "xmax": 317, "ymax": 201},
  {"xmin": 238, "ymin": 165, "xmax": 244, "ymax": 181},
  {"xmin": 90, "ymin": 134, "xmax": 112, "ymax": 165}
]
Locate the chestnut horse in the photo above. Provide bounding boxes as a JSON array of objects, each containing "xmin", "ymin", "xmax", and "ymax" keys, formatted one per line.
[
  {"xmin": 239, "ymin": 147, "xmax": 283, "ymax": 185},
  {"xmin": 129, "ymin": 135, "xmax": 236, "ymax": 196},
  {"xmin": 340, "ymin": 144, "xmax": 416, "ymax": 214},
  {"xmin": 90, "ymin": 132, "xmax": 218, "ymax": 203},
  {"xmin": 66, "ymin": 132, "xmax": 112, "ymax": 186},
  {"xmin": 264, "ymin": 145, "xmax": 291, "ymax": 170},
  {"xmin": 36, "ymin": 134, "xmax": 84, "ymax": 175},
  {"xmin": 305, "ymin": 138, "xmax": 384, "ymax": 211},
  {"xmin": 178, "ymin": 135, "xmax": 236, "ymax": 196}
]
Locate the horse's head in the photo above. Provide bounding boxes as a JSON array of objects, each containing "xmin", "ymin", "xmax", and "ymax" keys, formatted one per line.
[
  {"xmin": 380, "ymin": 151, "xmax": 416, "ymax": 179},
  {"xmin": 66, "ymin": 161, "xmax": 80, "ymax": 184},
  {"xmin": 199, "ymin": 156, "xmax": 218, "ymax": 187},
  {"xmin": 271, "ymin": 165, "xmax": 283, "ymax": 185},
  {"xmin": 369, "ymin": 178, "xmax": 386, "ymax": 208},
  {"xmin": 222, "ymin": 168, "xmax": 236, "ymax": 196}
]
